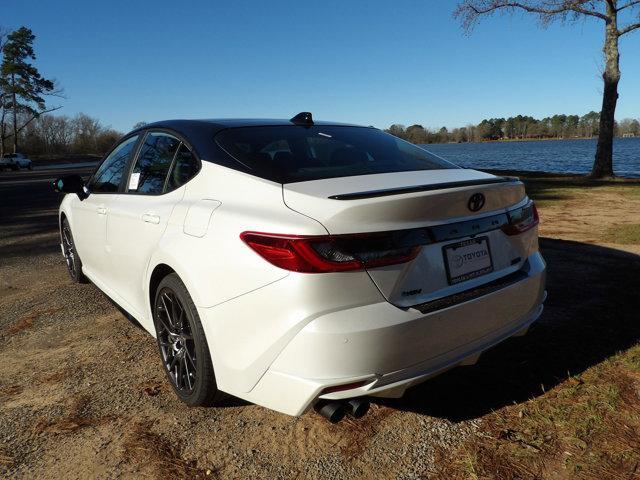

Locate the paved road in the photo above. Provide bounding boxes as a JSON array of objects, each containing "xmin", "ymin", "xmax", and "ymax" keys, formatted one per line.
[{"xmin": 0, "ymin": 165, "xmax": 95, "ymax": 231}]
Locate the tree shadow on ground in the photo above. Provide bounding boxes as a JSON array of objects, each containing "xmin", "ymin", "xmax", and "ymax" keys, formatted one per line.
[{"xmin": 379, "ymin": 238, "xmax": 640, "ymax": 421}]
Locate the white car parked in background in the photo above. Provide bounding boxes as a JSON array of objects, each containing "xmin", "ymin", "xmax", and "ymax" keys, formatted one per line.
[
  {"xmin": 0, "ymin": 153, "xmax": 33, "ymax": 170},
  {"xmin": 54, "ymin": 113, "xmax": 546, "ymax": 422}
]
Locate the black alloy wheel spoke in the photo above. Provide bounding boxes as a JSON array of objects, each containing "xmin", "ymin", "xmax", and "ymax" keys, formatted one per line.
[
  {"xmin": 156, "ymin": 287, "xmax": 197, "ymax": 394},
  {"xmin": 183, "ymin": 358, "xmax": 193, "ymax": 390},
  {"xmin": 157, "ymin": 310, "xmax": 173, "ymax": 335},
  {"xmin": 185, "ymin": 350, "xmax": 196, "ymax": 370},
  {"xmin": 160, "ymin": 296, "xmax": 175, "ymax": 334}
]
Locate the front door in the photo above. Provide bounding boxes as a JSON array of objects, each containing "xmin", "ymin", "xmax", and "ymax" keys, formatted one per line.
[{"xmin": 72, "ymin": 135, "xmax": 139, "ymax": 282}]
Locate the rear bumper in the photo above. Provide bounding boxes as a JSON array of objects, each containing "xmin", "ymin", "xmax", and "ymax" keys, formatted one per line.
[{"xmin": 214, "ymin": 252, "xmax": 546, "ymax": 416}]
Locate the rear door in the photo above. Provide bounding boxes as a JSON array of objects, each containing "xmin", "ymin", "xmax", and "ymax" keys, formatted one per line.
[
  {"xmin": 106, "ymin": 131, "xmax": 200, "ymax": 321},
  {"xmin": 72, "ymin": 135, "xmax": 139, "ymax": 282}
]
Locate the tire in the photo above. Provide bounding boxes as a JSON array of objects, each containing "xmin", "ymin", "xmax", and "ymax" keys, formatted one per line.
[
  {"xmin": 61, "ymin": 218, "xmax": 89, "ymax": 283},
  {"xmin": 11, "ymin": 164, "xmax": 18, "ymax": 171},
  {"xmin": 27, "ymin": 163, "xmax": 33, "ymax": 170},
  {"xmin": 153, "ymin": 273, "xmax": 222, "ymax": 407}
]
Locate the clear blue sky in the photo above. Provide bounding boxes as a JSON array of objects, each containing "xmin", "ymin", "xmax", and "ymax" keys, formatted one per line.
[{"xmin": 4, "ymin": 0, "xmax": 640, "ymax": 133}]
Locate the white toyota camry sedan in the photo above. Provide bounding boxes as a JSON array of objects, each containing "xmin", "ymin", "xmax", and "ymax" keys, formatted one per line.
[{"xmin": 54, "ymin": 113, "xmax": 546, "ymax": 422}]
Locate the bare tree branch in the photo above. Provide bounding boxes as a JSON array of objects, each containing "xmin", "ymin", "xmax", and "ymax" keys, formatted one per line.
[
  {"xmin": 455, "ymin": 0, "xmax": 609, "ymax": 29},
  {"xmin": 0, "ymin": 105, "xmax": 62, "ymax": 141},
  {"xmin": 618, "ymin": 22, "xmax": 640, "ymax": 34},
  {"xmin": 617, "ymin": 0, "xmax": 640, "ymax": 11}
]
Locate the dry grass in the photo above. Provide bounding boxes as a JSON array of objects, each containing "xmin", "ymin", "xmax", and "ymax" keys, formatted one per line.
[
  {"xmin": 431, "ymin": 353, "xmax": 640, "ymax": 479},
  {"xmin": 334, "ymin": 403, "xmax": 396, "ymax": 459},
  {"xmin": 0, "ymin": 384, "xmax": 24, "ymax": 397},
  {"xmin": 122, "ymin": 421, "xmax": 214, "ymax": 479},
  {"xmin": 32, "ymin": 395, "xmax": 106, "ymax": 435}
]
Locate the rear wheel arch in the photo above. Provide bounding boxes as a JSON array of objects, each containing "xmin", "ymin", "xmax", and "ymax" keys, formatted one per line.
[{"xmin": 148, "ymin": 263, "xmax": 176, "ymax": 315}]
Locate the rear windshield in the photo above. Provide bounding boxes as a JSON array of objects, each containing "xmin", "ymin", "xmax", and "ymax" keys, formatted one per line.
[{"xmin": 215, "ymin": 126, "xmax": 458, "ymax": 183}]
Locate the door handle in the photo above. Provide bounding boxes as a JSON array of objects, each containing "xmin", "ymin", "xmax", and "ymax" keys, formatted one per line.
[
  {"xmin": 142, "ymin": 213, "xmax": 160, "ymax": 224},
  {"xmin": 97, "ymin": 206, "xmax": 107, "ymax": 215}
]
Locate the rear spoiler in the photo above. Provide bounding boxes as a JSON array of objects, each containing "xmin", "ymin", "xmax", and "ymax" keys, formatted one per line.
[{"xmin": 328, "ymin": 176, "xmax": 520, "ymax": 200}]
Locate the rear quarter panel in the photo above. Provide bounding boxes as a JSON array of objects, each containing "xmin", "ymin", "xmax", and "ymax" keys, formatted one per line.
[{"xmin": 146, "ymin": 162, "xmax": 329, "ymax": 311}]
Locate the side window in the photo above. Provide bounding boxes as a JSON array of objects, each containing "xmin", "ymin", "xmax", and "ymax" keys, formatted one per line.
[
  {"xmin": 166, "ymin": 144, "xmax": 200, "ymax": 191},
  {"xmin": 129, "ymin": 133, "xmax": 180, "ymax": 194},
  {"xmin": 89, "ymin": 135, "xmax": 139, "ymax": 193}
]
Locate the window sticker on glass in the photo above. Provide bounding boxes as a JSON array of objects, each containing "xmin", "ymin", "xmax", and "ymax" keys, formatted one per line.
[{"xmin": 129, "ymin": 172, "xmax": 141, "ymax": 190}]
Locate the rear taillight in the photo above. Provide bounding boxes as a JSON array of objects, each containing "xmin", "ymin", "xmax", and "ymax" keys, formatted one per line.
[
  {"xmin": 502, "ymin": 201, "xmax": 539, "ymax": 236},
  {"xmin": 240, "ymin": 231, "xmax": 421, "ymax": 273}
]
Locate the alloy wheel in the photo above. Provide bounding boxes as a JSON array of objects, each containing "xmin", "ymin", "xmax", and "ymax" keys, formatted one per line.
[
  {"xmin": 155, "ymin": 288, "xmax": 197, "ymax": 393},
  {"xmin": 62, "ymin": 223, "xmax": 77, "ymax": 279}
]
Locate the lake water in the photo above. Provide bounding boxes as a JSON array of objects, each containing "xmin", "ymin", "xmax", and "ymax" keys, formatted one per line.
[{"xmin": 422, "ymin": 138, "xmax": 640, "ymax": 178}]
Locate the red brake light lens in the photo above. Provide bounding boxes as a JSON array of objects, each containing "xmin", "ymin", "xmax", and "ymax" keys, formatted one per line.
[
  {"xmin": 502, "ymin": 201, "xmax": 539, "ymax": 236},
  {"xmin": 240, "ymin": 231, "xmax": 421, "ymax": 273}
]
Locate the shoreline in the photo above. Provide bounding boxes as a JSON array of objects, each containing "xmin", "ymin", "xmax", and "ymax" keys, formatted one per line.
[
  {"xmin": 422, "ymin": 136, "xmax": 638, "ymax": 146},
  {"xmin": 482, "ymin": 168, "xmax": 640, "ymax": 182}
]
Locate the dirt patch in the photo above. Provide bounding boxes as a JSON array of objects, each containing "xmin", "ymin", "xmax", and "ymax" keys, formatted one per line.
[
  {"xmin": 4, "ymin": 307, "xmax": 62, "ymax": 336},
  {"xmin": 135, "ymin": 381, "xmax": 164, "ymax": 397},
  {"xmin": 5, "ymin": 313, "xmax": 38, "ymax": 335}
]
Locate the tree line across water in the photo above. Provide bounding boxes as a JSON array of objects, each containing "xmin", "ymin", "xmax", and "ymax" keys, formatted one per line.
[{"xmin": 385, "ymin": 113, "xmax": 640, "ymax": 145}]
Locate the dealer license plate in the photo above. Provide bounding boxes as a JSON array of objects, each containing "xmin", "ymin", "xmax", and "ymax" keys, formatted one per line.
[{"xmin": 443, "ymin": 237, "xmax": 493, "ymax": 285}]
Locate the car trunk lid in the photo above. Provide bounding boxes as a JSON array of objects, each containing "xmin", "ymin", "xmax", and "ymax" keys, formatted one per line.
[
  {"xmin": 282, "ymin": 169, "xmax": 525, "ymax": 234},
  {"xmin": 282, "ymin": 169, "xmax": 531, "ymax": 307}
]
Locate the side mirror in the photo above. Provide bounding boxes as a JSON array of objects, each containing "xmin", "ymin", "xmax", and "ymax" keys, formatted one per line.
[{"xmin": 53, "ymin": 174, "xmax": 88, "ymax": 200}]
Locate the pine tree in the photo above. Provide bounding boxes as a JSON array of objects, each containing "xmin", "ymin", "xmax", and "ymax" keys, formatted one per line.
[{"xmin": 0, "ymin": 26, "xmax": 59, "ymax": 155}]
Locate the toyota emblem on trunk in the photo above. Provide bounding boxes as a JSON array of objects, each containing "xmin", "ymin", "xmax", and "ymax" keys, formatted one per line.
[{"xmin": 468, "ymin": 193, "xmax": 485, "ymax": 212}]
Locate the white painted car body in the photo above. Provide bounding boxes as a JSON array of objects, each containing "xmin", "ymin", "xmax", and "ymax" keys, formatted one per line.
[{"xmin": 58, "ymin": 119, "xmax": 546, "ymax": 416}]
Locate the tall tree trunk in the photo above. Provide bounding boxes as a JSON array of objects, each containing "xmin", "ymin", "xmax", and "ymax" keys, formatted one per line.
[
  {"xmin": 591, "ymin": 7, "xmax": 620, "ymax": 179},
  {"xmin": 11, "ymin": 73, "xmax": 18, "ymax": 154},
  {"xmin": 0, "ymin": 94, "xmax": 5, "ymax": 159}
]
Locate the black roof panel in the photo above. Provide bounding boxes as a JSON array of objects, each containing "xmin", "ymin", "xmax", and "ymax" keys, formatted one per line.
[{"xmin": 138, "ymin": 118, "xmax": 362, "ymax": 136}]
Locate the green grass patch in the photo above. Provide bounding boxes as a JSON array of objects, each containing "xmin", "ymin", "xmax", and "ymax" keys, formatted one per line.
[{"xmin": 605, "ymin": 224, "xmax": 640, "ymax": 245}]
